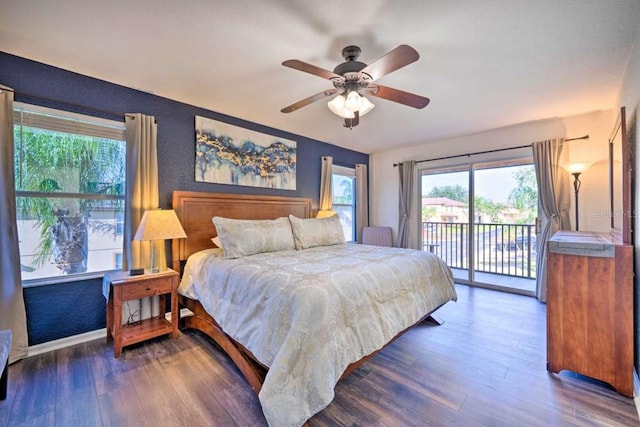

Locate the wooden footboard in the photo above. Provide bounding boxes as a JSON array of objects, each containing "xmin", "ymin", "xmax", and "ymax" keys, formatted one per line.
[
  {"xmin": 179, "ymin": 296, "xmax": 267, "ymax": 394},
  {"xmin": 180, "ymin": 295, "xmax": 446, "ymax": 395}
]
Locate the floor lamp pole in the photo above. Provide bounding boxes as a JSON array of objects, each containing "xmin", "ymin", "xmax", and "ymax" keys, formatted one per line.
[{"xmin": 572, "ymin": 172, "xmax": 582, "ymax": 231}]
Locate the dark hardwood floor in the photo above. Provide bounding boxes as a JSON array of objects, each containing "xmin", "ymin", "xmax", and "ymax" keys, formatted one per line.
[{"xmin": 1, "ymin": 284, "xmax": 638, "ymax": 426}]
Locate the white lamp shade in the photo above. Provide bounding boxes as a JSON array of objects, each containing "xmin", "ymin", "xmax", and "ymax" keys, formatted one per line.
[
  {"xmin": 316, "ymin": 210, "xmax": 337, "ymax": 218},
  {"xmin": 133, "ymin": 209, "xmax": 187, "ymax": 241},
  {"xmin": 344, "ymin": 90, "xmax": 363, "ymax": 112},
  {"xmin": 328, "ymin": 95, "xmax": 353, "ymax": 118},
  {"xmin": 358, "ymin": 96, "xmax": 375, "ymax": 116},
  {"xmin": 327, "ymin": 92, "xmax": 374, "ymax": 119},
  {"xmin": 568, "ymin": 162, "xmax": 588, "ymax": 174}
]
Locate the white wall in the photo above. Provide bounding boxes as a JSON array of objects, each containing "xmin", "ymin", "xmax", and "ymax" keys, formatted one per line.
[{"xmin": 370, "ymin": 109, "xmax": 616, "ymax": 245}]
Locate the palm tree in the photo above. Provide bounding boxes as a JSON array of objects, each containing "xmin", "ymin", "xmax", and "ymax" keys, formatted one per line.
[
  {"xmin": 15, "ymin": 126, "xmax": 125, "ymax": 274},
  {"xmin": 508, "ymin": 166, "xmax": 538, "ymax": 223}
]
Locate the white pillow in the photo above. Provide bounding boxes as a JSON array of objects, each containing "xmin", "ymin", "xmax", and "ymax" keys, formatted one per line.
[
  {"xmin": 288, "ymin": 214, "xmax": 345, "ymax": 249},
  {"xmin": 212, "ymin": 216, "xmax": 295, "ymax": 258},
  {"xmin": 211, "ymin": 236, "xmax": 223, "ymax": 248}
]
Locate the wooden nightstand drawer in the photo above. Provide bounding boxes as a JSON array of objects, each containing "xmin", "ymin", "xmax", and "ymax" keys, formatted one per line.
[{"xmin": 120, "ymin": 276, "xmax": 174, "ymax": 299}]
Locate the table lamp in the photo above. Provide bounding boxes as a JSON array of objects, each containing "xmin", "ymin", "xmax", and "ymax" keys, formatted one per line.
[
  {"xmin": 316, "ymin": 210, "xmax": 336, "ymax": 218},
  {"xmin": 133, "ymin": 209, "xmax": 186, "ymax": 273}
]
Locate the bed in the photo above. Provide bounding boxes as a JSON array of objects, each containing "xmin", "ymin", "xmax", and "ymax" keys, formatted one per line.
[{"xmin": 171, "ymin": 191, "xmax": 457, "ymax": 427}]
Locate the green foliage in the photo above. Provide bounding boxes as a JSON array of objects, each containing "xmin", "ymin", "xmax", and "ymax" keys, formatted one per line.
[
  {"xmin": 508, "ymin": 166, "xmax": 538, "ymax": 224},
  {"xmin": 14, "ymin": 126, "xmax": 125, "ymax": 269},
  {"xmin": 427, "ymin": 184, "xmax": 468, "ymax": 203},
  {"xmin": 422, "ymin": 206, "xmax": 436, "ymax": 220},
  {"xmin": 332, "ymin": 176, "xmax": 353, "ymax": 204},
  {"xmin": 474, "ymin": 196, "xmax": 506, "ymax": 222}
]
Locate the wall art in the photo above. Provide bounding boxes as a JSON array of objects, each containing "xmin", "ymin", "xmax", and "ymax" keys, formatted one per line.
[{"xmin": 195, "ymin": 116, "xmax": 296, "ymax": 190}]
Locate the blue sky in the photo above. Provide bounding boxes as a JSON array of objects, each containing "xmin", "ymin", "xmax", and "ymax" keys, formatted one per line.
[{"xmin": 421, "ymin": 165, "xmax": 532, "ymax": 205}]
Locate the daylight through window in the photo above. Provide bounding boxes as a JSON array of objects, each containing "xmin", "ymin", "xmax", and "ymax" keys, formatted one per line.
[
  {"xmin": 14, "ymin": 104, "xmax": 126, "ymax": 282},
  {"xmin": 332, "ymin": 165, "xmax": 356, "ymax": 241}
]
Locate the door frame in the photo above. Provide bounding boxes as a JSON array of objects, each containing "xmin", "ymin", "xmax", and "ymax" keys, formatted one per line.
[{"xmin": 418, "ymin": 147, "xmax": 535, "ymax": 294}]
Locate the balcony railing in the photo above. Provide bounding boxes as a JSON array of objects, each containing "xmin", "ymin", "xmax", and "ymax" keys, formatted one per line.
[{"xmin": 423, "ymin": 221, "xmax": 536, "ymax": 279}]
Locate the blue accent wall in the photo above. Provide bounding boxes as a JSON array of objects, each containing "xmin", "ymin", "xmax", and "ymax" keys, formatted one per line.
[
  {"xmin": 0, "ymin": 51, "xmax": 369, "ymax": 345},
  {"xmin": 23, "ymin": 279, "xmax": 105, "ymax": 346}
]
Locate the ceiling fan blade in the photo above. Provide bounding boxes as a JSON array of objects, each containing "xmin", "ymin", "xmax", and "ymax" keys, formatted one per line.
[
  {"xmin": 282, "ymin": 59, "xmax": 343, "ymax": 80},
  {"xmin": 281, "ymin": 89, "xmax": 338, "ymax": 113},
  {"xmin": 366, "ymin": 84, "xmax": 430, "ymax": 109},
  {"xmin": 359, "ymin": 45, "xmax": 420, "ymax": 81}
]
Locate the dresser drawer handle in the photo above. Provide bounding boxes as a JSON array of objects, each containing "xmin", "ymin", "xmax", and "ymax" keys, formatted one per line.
[{"xmin": 146, "ymin": 286, "xmax": 152, "ymax": 291}]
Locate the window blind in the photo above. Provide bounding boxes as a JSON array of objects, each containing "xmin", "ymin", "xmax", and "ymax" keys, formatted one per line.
[{"xmin": 13, "ymin": 106, "xmax": 125, "ymax": 141}]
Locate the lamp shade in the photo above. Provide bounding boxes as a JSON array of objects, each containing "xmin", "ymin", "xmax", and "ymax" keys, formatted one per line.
[
  {"xmin": 316, "ymin": 210, "xmax": 337, "ymax": 218},
  {"xmin": 133, "ymin": 209, "xmax": 187, "ymax": 241},
  {"xmin": 345, "ymin": 90, "xmax": 363, "ymax": 112},
  {"xmin": 327, "ymin": 91, "xmax": 374, "ymax": 119},
  {"xmin": 358, "ymin": 96, "xmax": 375, "ymax": 116}
]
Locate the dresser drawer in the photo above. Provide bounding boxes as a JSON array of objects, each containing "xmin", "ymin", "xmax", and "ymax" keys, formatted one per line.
[{"xmin": 119, "ymin": 276, "xmax": 175, "ymax": 300}]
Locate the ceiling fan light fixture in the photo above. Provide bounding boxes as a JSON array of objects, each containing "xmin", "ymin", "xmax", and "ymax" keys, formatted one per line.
[
  {"xmin": 281, "ymin": 44, "xmax": 428, "ymax": 126},
  {"xmin": 327, "ymin": 92, "xmax": 374, "ymax": 119},
  {"xmin": 345, "ymin": 90, "xmax": 363, "ymax": 112},
  {"xmin": 327, "ymin": 94, "xmax": 347, "ymax": 116},
  {"xmin": 327, "ymin": 94, "xmax": 355, "ymax": 118},
  {"xmin": 358, "ymin": 95, "xmax": 375, "ymax": 117}
]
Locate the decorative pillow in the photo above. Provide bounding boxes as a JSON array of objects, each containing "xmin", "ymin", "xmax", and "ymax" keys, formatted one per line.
[
  {"xmin": 288, "ymin": 214, "xmax": 345, "ymax": 249},
  {"xmin": 212, "ymin": 216, "xmax": 295, "ymax": 258},
  {"xmin": 211, "ymin": 236, "xmax": 223, "ymax": 248}
]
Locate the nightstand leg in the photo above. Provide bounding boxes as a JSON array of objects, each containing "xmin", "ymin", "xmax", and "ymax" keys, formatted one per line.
[
  {"xmin": 113, "ymin": 290, "xmax": 123, "ymax": 357},
  {"xmin": 106, "ymin": 297, "xmax": 113, "ymax": 343},
  {"xmin": 171, "ymin": 290, "xmax": 178, "ymax": 338},
  {"xmin": 158, "ymin": 294, "xmax": 166, "ymax": 319}
]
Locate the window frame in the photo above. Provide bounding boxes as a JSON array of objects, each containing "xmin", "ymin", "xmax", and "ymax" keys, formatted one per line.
[
  {"xmin": 331, "ymin": 165, "xmax": 356, "ymax": 242},
  {"xmin": 14, "ymin": 103, "xmax": 126, "ymax": 285}
]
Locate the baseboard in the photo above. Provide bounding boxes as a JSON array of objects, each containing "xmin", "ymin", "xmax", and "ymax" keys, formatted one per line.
[
  {"xmin": 27, "ymin": 328, "xmax": 106, "ymax": 357},
  {"xmin": 26, "ymin": 308, "xmax": 195, "ymax": 357}
]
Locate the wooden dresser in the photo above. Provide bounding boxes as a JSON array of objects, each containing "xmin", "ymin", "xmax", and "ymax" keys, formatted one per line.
[{"xmin": 546, "ymin": 231, "xmax": 634, "ymax": 397}]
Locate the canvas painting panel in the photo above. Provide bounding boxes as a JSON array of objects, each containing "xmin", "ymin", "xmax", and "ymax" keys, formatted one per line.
[{"xmin": 195, "ymin": 116, "xmax": 296, "ymax": 190}]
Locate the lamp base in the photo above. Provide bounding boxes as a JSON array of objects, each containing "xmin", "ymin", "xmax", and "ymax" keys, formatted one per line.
[{"xmin": 149, "ymin": 240, "xmax": 163, "ymax": 274}]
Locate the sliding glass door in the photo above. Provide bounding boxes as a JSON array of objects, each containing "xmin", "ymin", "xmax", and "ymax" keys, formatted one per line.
[
  {"xmin": 420, "ymin": 158, "xmax": 537, "ymax": 295},
  {"xmin": 421, "ymin": 166, "xmax": 470, "ymax": 283}
]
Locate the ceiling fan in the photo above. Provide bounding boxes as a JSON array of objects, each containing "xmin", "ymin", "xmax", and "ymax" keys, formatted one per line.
[{"xmin": 281, "ymin": 45, "xmax": 430, "ymax": 128}]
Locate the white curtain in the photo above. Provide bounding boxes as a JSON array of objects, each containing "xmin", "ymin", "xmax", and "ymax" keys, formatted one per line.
[
  {"xmin": 319, "ymin": 156, "xmax": 333, "ymax": 211},
  {"xmin": 0, "ymin": 85, "xmax": 28, "ymax": 363},
  {"xmin": 398, "ymin": 160, "xmax": 416, "ymax": 248},
  {"xmin": 532, "ymin": 139, "xmax": 571, "ymax": 302},
  {"xmin": 355, "ymin": 164, "xmax": 369, "ymax": 243},
  {"xmin": 122, "ymin": 114, "xmax": 160, "ymax": 319},
  {"xmin": 123, "ymin": 114, "xmax": 160, "ymax": 271}
]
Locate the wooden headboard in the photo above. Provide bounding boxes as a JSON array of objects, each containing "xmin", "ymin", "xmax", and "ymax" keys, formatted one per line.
[{"xmin": 171, "ymin": 191, "xmax": 313, "ymax": 271}]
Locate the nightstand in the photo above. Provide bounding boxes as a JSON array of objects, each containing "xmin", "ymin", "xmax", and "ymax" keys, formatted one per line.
[{"xmin": 103, "ymin": 269, "xmax": 179, "ymax": 357}]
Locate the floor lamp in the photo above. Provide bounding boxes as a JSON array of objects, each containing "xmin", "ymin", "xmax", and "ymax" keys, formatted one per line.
[
  {"xmin": 571, "ymin": 172, "xmax": 582, "ymax": 230},
  {"xmin": 569, "ymin": 163, "xmax": 586, "ymax": 231}
]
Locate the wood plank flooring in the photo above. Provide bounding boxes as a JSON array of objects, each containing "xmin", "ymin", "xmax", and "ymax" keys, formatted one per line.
[{"xmin": 0, "ymin": 284, "xmax": 637, "ymax": 426}]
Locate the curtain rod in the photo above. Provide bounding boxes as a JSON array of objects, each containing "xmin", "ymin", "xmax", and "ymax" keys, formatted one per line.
[
  {"xmin": 393, "ymin": 135, "xmax": 589, "ymax": 167},
  {"xmin": 1, "ymin": 87, "xmax": 132, "ymax": 120}
]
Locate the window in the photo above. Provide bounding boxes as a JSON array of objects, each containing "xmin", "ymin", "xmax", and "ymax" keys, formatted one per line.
[
  {"xmin": 14, "ymin": 104, "xmax": 126, "ymax": 282},
  {"xmin": 332, "ymin": 165, "xmax": 356, "ymax": 241}
]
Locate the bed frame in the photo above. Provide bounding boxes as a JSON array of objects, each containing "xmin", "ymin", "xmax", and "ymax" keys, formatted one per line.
[{"xmin": 171, "ymin": 191, "xmax": 445, "ymax": 409}]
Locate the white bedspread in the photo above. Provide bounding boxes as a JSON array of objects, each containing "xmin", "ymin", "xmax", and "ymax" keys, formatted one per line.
[{"xmin": 180, "ymin": 243, "xmax": 456, "ymax": 427}]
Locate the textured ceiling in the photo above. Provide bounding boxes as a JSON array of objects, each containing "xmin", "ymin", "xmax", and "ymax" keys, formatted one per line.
[{"xmin": 1, "ymin": 0, "xmax": 639, "ymax": 153}]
